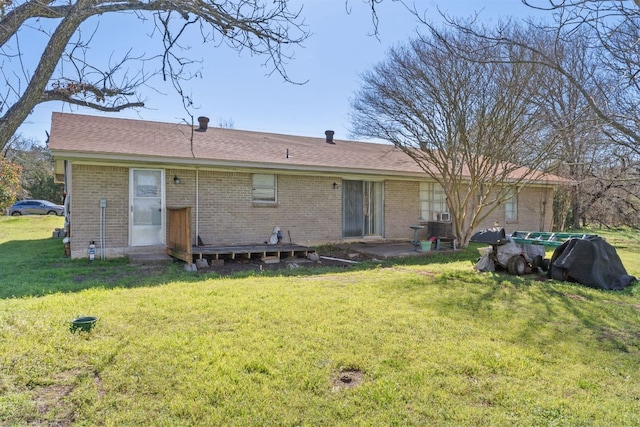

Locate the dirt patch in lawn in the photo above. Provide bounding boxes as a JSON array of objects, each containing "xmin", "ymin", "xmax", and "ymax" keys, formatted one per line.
[
  {"xmin": 331, "ymin": 369, "xmax": 365, "ymax": 392},
  {"xmin": 196, "ymin": 246, "xmax": 374, "ymax": 276},
  {"xmin": 32, "ymin": 369, "xmax": 81, "ymax": 426},
  {"xmin": 67, "ymin": 246, "xmax": 378, "ymax": 284}
]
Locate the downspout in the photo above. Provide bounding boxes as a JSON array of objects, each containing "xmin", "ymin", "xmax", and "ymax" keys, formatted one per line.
[
  {"xmin": 195, "ymin": 167, "xmax": 199, "ymax": 245},
  {"xmin": 193, "ymin": 117, "xmax": 207, "ymax": 245},
  {"xmin": 100, "ymin": 199, "xmax": 106, "ymax": 260},
  {"xmin": 63, "ymin": 161, "xmax": 72, "ymax": 257}
]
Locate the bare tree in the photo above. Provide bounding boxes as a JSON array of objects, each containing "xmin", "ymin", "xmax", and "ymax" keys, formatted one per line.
[
  {"xmin": 0, "ymin": 0, "xmax": 316, "ymax": 151},
  {"xmin": 350, "ymin": 25, "xmax": 560, "ymax": 247},
  {"xmin": 429, "ymin": 3, "xmax": 640, "ymax": 229},
  {"xmin": 579, "ymin": 146, "xmax": 640, "ymax": 228},
  {"xmin": 444, "ymin": 1, "xmax": 640, "ymax": 153},
  {"xmin": 217, "ymin": 117, "xmax": 236, "ymax": 129},
  {"xmin": 526, "ymin": 27, "xmax": 609, "ymax": 229},
  {"xmin": 536, "ymin": 1, "xmax": 640, "ymax": 229}
]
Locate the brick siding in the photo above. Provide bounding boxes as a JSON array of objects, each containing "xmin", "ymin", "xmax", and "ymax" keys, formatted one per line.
[
  {"xmin": 384, "ymin": 180, "xmax": 422, "ymax": 241},
  {"xmin": 481, "ymin": 186, "xmax": 554, "ymax": 234},
  {"xmin": 69, "ymin": 164, "xmax": 129, "ymax": 258},
  {"xmin": 68, "ymin": 163, "xmax": 555, "ymax": 258},
  {"xmin": 168, "ymin": 170, "xmax": 342, "ymax": 246}
]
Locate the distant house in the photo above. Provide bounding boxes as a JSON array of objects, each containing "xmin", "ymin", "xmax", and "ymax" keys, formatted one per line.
[{"xmin": 49, "ymin": 112, "xmax": 565, "ymax": 259}]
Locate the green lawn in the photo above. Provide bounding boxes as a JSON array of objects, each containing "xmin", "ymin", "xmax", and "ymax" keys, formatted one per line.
[{"xmin": 1, "ymin": 216, "xmax": 639, "ymax": 426}]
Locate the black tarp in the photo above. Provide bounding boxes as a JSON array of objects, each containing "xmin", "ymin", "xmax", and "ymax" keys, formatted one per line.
[
  {"xmin": 548, "ymin": 236, "xmax": 636, "ymax": 290},
  {"xmin": 470, "ymin": 227, "xmax": 507, "ymax": 245}
]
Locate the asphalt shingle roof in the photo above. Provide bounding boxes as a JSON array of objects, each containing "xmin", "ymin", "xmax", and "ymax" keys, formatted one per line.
[
  {"xmin": 49, "ymin": 112, "xmax": 569, "ymax": 184},
  {"xmin": 49, "ymin": 112, "xmax": 421, "ymax": 175}
]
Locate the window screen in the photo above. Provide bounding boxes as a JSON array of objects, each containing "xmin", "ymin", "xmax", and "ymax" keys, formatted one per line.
[
  {"xmin": 252, "ymin": 174, "xmax": 277, "ymax": 202},
  {"xmin": 419, "ymin": 182, "xmax": 447, "ymax": 221},
  {"xmin": 505, "ymin": 187, "xmax": 518, "ymax": 223}
]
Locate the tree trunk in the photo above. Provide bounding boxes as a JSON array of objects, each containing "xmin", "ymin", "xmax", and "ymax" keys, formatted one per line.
[
  {"xmin": 0, "ymin": 2, "xmax": 86, "ymax": 149},
  {"xmin": 571, "ymin": 184, "xmax": 581, "ymax": 229}
]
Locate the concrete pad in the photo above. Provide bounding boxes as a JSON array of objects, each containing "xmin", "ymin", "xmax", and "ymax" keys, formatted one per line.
[
  {"xmin": 336, "ymin": 242, "xmax": 426, "ymax": 259},
  {"xmin": 129, "ymin": 253, "xmax": 174, "ymax": 265}
]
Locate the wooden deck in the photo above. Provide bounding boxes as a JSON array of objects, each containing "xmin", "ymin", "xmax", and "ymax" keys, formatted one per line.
[
  {"xmin": 189, "ymin": 243, "xmax": 312, "ymax": 262},
  {"xmin": 166, "ymin": 207, "xmax": 312, "ymax": 264}
]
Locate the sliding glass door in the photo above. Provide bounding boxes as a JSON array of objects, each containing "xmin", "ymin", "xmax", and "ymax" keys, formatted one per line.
[{"xmin": 342, "ymin": 180, "xmax": 383, "ymax": 238}]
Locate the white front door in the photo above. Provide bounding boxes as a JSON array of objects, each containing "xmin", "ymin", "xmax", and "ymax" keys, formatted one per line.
[{"xmin": 130, "ymin": 169, "xmax": 165, "ymax": 246}]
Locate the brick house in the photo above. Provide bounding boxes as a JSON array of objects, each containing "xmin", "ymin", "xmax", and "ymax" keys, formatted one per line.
[{"xmin": 49, "ymin": 112, "xmax": 565, "ymax": 259}]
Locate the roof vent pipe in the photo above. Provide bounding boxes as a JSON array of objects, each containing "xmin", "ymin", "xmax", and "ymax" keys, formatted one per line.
[
  {"xmin": 196, "ymin": 116, "xmax": 209, "ymax": 132},
  {"xmin": 325, "ymin": 130, "xmax": 335, "ymax": 144}
]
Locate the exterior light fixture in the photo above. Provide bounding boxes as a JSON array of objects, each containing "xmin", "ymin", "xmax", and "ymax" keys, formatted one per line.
[{"xmin": 173, "ymin": 175, "xmax": 181, "ymax": 185}]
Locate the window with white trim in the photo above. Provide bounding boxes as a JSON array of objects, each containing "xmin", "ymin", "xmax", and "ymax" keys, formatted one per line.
[
  {"xmin": 505, "ymin": 187, "xmax": 518, "ymax": 223},
  {"xmin": 252, "ymin": 174, "xmax": 277, "ymax": 203},
  {"xmin": 419, "ymin": 182, "xmax": 447, "ymax": 221}
]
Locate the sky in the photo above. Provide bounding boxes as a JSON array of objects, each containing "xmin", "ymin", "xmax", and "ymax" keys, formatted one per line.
[{"xmin": 16, "ymin": 0, "xmax": 546, "ymax": 146}]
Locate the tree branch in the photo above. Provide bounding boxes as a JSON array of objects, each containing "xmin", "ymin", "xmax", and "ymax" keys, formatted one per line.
[
  {"xmin": 42, "ymin": 89, "xmax": 144, "ymax": 111},
  {"xmin": 0, "ymin": 0, "xmax": 311, "ymax": 148}
]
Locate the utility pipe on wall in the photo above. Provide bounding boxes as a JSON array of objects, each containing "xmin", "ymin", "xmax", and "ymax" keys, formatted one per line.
[
  {"xmin": 99, "ymin": 199, "xmax": 107, "ymax": 260},
  {"xmin": 195, "ymin": 167, "xmax": 199, "ymax": 245}
]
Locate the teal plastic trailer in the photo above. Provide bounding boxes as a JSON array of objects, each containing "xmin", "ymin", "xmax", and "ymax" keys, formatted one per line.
[{"xmin": 510, "ymin": 231, "xmax": 598, "ymax": 248}]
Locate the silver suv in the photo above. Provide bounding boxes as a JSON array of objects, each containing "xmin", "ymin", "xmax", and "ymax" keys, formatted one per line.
[{"xmin": 8, "ymin": 200, "xmax": 65, "ymax": 216}]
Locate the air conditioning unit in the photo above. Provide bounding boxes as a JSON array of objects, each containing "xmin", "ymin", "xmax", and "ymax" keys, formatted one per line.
[{"xmin": 438, "ymin": 212, "xmax": 451, "ymax": 222}]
